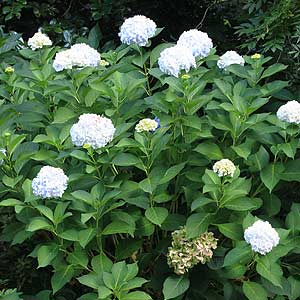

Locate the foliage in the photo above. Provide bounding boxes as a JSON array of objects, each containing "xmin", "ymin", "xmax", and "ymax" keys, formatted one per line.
[
  {"xmin": 235, "ymin": 0, "xmax": 300, "ymax": 84},
  {"xmin": 0, "ymin": 21, "xmax": 300, "ymax": 300}
]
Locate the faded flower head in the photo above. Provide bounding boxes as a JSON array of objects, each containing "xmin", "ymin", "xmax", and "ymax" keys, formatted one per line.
[
  {"xmin": 53, "ymin": 43, "xmax": 101, "ymax": 72},
  {"xmin": 177, "ymin": 29, "xmax": 213, "ymax": 58},
  {"xmin": 0, "ymin": 148, "xmax": 6, "ymax": 165},
  {"xmin": 28, "ymin": 31, "xmax": 52, "ymax": 50},
  {"xmin": 251, "ymin": 53, "xmax": 261, "ymax": 60},
  {"xmin": 119, "ymin": 15, "xmax": 157, "ymax": 46},
  {"xmin": 32, "ymin": 166, "xmax": 68, "ymax": 199},
  {"xmin": 213, "ymin": 159, "xmax": 236, "ymax": 177},
  {"xmin": 135, "ymin": 117, "xmax": 160, "ymax": 133},
  {"xmin": 217, "ymin": 51, "xmax": 245, "ymax": 69},
  {"xmin": 70, "ymin": 113, "xmax": 115, "ymax": 149},
  {"xmin": 167, "ymin": 227, "xmax": 217, "ymax": 275},
  {"xmin": 277, "ymin": 100, "xmax": 300, "ymax": 124},
  {"xmin": 5, "ymin": 66, "xmax": 14, "ymax": 73},
  {"xmin": 158, "ymin": 45, "xmax": 196, "ymax": 77},
  {"xmin": 244, "ymin": 220, "xmax": 280, "ymax": 255}
]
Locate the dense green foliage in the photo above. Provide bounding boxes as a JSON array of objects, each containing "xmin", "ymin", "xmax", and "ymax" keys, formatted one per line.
[{"xmin": 1, "ymin": 1, "xmax": 300, "ymax": 300}]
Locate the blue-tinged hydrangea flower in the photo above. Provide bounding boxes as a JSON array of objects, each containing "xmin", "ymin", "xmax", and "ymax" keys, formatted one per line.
[
  {"xmin": 118, "ymin": 15, "xmax": 157, "ymax": 46},
  {"xmin": 244, "ymin": 220, "xmax": 280, "ymax": 255},
  {"xmin": 217, "ymin": 51, "xmax": 245, "ymax": 69},
  {"xmin": 158, "ymin": 45, "xmax": 196, "ymax": 77},
  {"xmin": 0, "ymin": 148, "xmax": 6, "ymax": 165},
  {"xmin": 32, "ymin": 166, "xmax": 68, "ymax": 199},
  {"xmin": 213, "ymin": 159, "xmax": 236, "ymax": 177},
  {"xmin": 135, "ymin": 117, "xmax": 160, "ymax": 133},
  {"xmin": 167, "ymin": 227, "xmax": 218, "ymax": 275},
  {"xmin": 28, "ymin": 31, "xmax": 52, "ymax": 50},
  {"xmin": 70, "ymin": 114, "xmax": 115, "ymax": 149},
  {"xmin": 53, "ymin": 43, "xmax": 101, "ymax": 72},
  {"xmin": 177, "ymin": 29, "xmax": 213, "ymax": 58},
  {"xmin": 277, "ymin": 100, "xmax": 300, "ymax": 124}
]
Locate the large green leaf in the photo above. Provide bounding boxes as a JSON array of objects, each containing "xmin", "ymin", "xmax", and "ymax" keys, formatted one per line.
[
  {"xmin": 145, "ymin": 207, "xmax": 168, "ymax": 227},
  {"xmin": 159, "ymin": 163, "xmax": 186, "ymax": 185},
  {"xmin": 243, "ymin": 281, "xmax": 268, "ymax": 300},
  {"xmin": 260, "ymin": 163, "xmax": 285, "ymax": 192},
  {"xmin": 256, "ymin": 256, "xmax": 282, "ymax": 288},
  {"xmin": 223, "ymin": 243, "xmax": 252, "ymax": 267},
  {"xmin": 37, "ymin": 244, "xmax": 59, "ymax": 268},
  {"xmin": 186, "ymin": 213, "xmax": 211, "ymax": 238},
  {"xmin": 216, "ymin": 223, "xmax": 243, "ymax": 240},
  {"xmin": 51, "ymin": 264, "xmax": 74, "ymax": 294},
  {"xmin": 163, "ymin": 275, "xmax": 190, "ymax": 300},
  {"xmin": 112, "ymin": 153, "xmax": 141, "ymax": 167},
  {"xmin": 194, "ymin": 142, "xmax": 223, "ymax": 160}
]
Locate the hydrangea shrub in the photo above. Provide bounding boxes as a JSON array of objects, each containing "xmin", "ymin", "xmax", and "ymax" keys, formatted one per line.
[{"xmin": 0, "ymin": 15, "xmax": 300, "ymax": 300}]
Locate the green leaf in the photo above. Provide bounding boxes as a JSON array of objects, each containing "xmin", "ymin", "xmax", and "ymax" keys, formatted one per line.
[
  {"xmin": 222, "ymin": 197, "xmax": 262, "ymax": 211},
  {"xmin": 35, "ymin": 205, "xmax": 54, "ymax": 222},
  {"xmin": 92, "ymin": 253, "xmax": 113, "ymax": 274},
  {"xmin": 58, "ymin": 229, "xmax": 79, "ymax": 241},
  {"xmin": 112, "ymin": 153, "xmax": 141, "ymax": 167},
  {"xmin": 243, "ymin": 281, "xmax": 268, "ymax": 300},
  {"xmin": 260, "ymin": 63, "xmax": 287, "ymax": 80},
  {"xmin": 285, "ymin": 203, "xmax": 300, "ymax": 234},
  {"xmin": 26, "ymin": 217, "xmax": 52, "ymax": 232},
  {"xmin": 122, "ymin": 291, "xmax": 152, "ymax": 300},
  {"xmin": 250, "ymin": 146, "xmax": 269, "ymax": 171},
  {"xmin": 163, "ymin": 275, "xmax": 190, "ymax": 300},
  {"xmin": 223, "ymin": 243, "xmax": 252, "ymax": 267},
  {"xmin": 52, "ymin": 107, "xmax": 76, "ymax": 123},
  {"xmin": 79, "ymin": 228, "xmax": 96, "ymax": 248},
  {"xmin": 88, "ymin": 23, "xmax": 102, "ymax": 49},
  {"xmin": 159, "ymin": 163, "xmax": 186, "ymax": 185},
  {"xmin": 37, "ymin": 244, "xmax": 59, "ymax": 268},
  {"xmin": 256, "ymin": 256, "xmax": 282, "ymax": 288},
  {"xmin": 78, "ymin": 273, "xmax": 103, "ymax": 289},
  {"xmin": 0, "ymin": 198, "xmax": 23, "ymax": 206},
  {"xmin": 145, "ymin": 207, "xmax": 168, "ymax": 227},
  {"xmin": 194, "ymin": 142, "xmax": 223, "ymax": 160},
  {"xmin": 191, "ymin": 197, "xmax": 215, "ymax": 211},
  {"xmin": 51, "ymin": 264, "xmax": 74, "ymax": 294},
  {"xmin": 260, "ymin": 163, "xmax": 285, "ymax": 192},
  {"xmin": 67, "ymin": 249, "xmax": 89, "ymax": 268},
  {"xmin": 288, "ymin": 276, "xmax": 300, "ymax": 300},
  {"xmin": 217, "ymin": 223, "xmax": 243, "ymax": 240},
  {"xmin": 102, "ymin": 220, "xmax": 135, "ymax": 236},
  {"xmin": 71, "ymin": 190, "xmax": 94, "ymax": 206},
  {"xmin": 280, "ymin": 159, "xmax": 300, "ymax": 182},
  {"xmin": 98, "ymin": 285, "xmax": 112, "ymax": 299},
  {"xmin": 186, "ymin": 213, "xmax": 211, "ymax": 238}
]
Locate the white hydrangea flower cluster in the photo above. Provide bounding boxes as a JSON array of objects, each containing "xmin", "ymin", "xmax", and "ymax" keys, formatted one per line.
[
  {"xmin": 244, "ymin": 220, "xmax": 280, "ymax": 255},
  {"xmin": 167, "ymin": 228, "xmax": 218, "ymax": 275},
  {"xmin": 213, "ymin": 159, "xmax": 236, "ymax": 177},
  {"xmin": 0, "ymin": 148, "xmax": 6, "ymax": 165},
  {"xmin": 217, "ymin": 50, "xmax": 245, "ymax": 69},
  {"xmin": 177, "ymin": 29, "xmax": 213, "ymax": 58},
  {"xmin": 28, "ymin": 31, "xmax": 52, "ymax": 50},
  {"xmin": 32, "ymin": 166, "xmax": 68, "ymax": 199},
  {"xmin": 276, "ymin": 100, "xmax": 300, "ymax": 124},
  {"xmin": 135, "ymin": 118, "xmax": 159, "ymax": 133},
  {"xmin": 70, "ymin": 114, "xmax": 115, "ymax": 149},
  {"xmin": 119, "ymin": 15, "xmax": 157, "ymax": 46},
  {"xmin": 158, "ymin": 45, "xmax": 196, "ymax": 77},
  {"xmin": 53, "ymin": 43, "xmax": 101, "ymax": 72}
]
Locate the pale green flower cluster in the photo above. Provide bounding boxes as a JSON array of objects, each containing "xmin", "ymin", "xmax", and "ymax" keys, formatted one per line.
[
  {"xmin": 213, "ymin": 158, "xmax": 236, "ymax": 177},
  {"xmin": 135, "ymin": 118, "xmax": 159, "ymax": 133},
  {"xmin": 167, "ymin": 227, "xmax": 218, "ymax": 275},
  {"xmin": 28, "ymin": 31, "xmax": 52, "ymax": 50}
]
